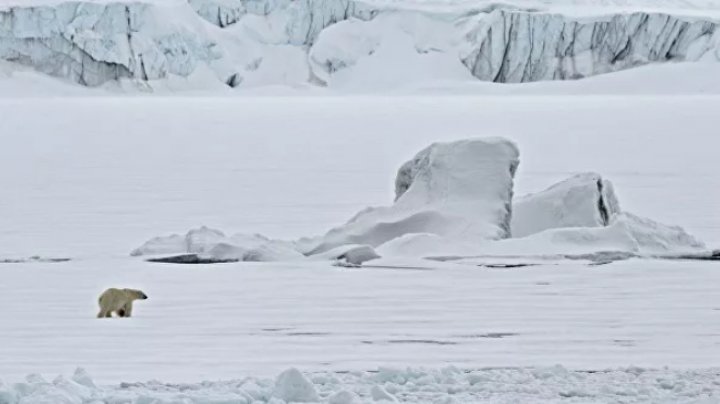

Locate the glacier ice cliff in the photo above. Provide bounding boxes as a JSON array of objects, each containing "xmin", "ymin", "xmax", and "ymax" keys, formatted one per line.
[
  {"xmin": 190, "ymin": 0, "xmax": 378, "ymax": 44},
  {"xmin": 0, "ymin": 2, "xmax": 224, "ymax": 86},
  {"xmin": 1, "ymin": 0, "xmax": 719, "ymax": 87},
  {"xmin": 461, "ymin": 10, "xmax": 720, "ymax": 82},
  {"xmin": 189, "ymin": 0, "xmax": 245, "ymax": 28}
]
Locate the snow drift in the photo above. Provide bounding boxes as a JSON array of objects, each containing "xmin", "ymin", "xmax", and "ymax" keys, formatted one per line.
[
  {"xmin": 1, "ymin": 0, "xmax": 719, "ymax": 88},
  {"xmin": 477, "ymin": 212, "xmax": 706, "ymax": 258}
]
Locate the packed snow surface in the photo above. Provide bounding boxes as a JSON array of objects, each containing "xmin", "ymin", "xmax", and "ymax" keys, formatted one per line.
[{"xmin": 1, "ymin": 258, "xmax": 720, "ymax": 389}]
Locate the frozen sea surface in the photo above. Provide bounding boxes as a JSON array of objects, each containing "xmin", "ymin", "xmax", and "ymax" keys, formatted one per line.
[
  {"xmin": 0, "ymin": 95, "xmax": 719, "ymax": 389},
  {"xmin": 0, "ymin": 258, "xmax": 719, "ymax": 385}
]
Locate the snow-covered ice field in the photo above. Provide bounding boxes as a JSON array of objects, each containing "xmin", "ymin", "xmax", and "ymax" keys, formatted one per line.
[
  {"xmin": 1, "ymin": 94, "xmax": 720, "ymax": 401},
  {"xmin": 2, "ymin": 258, "xmax": 720, "ymax": 382}
]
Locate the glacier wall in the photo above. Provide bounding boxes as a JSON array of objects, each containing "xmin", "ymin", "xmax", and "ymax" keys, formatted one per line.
[
  {"xmin": 0, "ymin": 0, "xmax": 719, "ymax": 87},
  {"xmin": 192, "ymin": 0, "xmax": 379, "ymax": 44},
  {"xmin": 461, "ymin": 10, "xmax": 720, "ymax": 82},
  {"xmin": 0, "ymin": 2, "xmax": 220, "ymax": 86},
  {"xmin": 189, "ymin": 0, "xmax": 246, "ymax": 28}
]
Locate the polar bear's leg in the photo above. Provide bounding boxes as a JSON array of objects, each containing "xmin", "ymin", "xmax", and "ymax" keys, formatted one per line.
[{"xmin": 122, "ymin": 301, "xmax": 134, "ymax": 318}]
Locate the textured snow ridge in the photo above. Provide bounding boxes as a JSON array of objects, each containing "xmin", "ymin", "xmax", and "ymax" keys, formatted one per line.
[
  {"xmin": 462, "ymin": 10, "xmax": 720, "ymax": 82},
  {"xmin": 512, "ymin": 172, "xmax": 621, "ymax": 238},
  {"xmin": 304, "ymin": 138, "xmax": 520, "ymax": 255},
  {"xmin": 0, "ymin": 1, "xmax": 220, "ymax": 86},
  {"xmin": 5, "ymin": 366, "xmax": 720, "ymax": 403}
]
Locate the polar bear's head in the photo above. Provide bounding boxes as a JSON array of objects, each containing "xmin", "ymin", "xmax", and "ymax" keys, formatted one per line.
[{"xmin": 123, "ymin": 288, "xmax": 148, "ymax": 300}]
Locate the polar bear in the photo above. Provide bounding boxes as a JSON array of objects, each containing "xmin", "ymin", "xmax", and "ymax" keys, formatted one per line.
[{"xmin": 97, "ymin": 288, "xmax": 148, "ymax": 318}]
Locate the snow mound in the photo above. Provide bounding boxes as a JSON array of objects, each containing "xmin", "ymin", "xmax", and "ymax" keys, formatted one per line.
[
  {"xmin": 273, "ymin": 368, "xmax": 319, "ymax": 403},
  {"xmin": 328, "ymin": 390, "xmax": 359, "ymax": 404},
  {"xmin": 308, "ymin": 13, "xmax": 473, "ymax": 90},
  {"xmin": 309, "ymin": 244, "xmax": 382, "ymax": 266},
  {"xmin": 131, "ymin": 226, "xmax": 303, "ymax": 262},
  {"xmin": 614, "ymin": 212, "xmax": 706, "ymax": 254},
  {"xmin": 512, "ymin": 172, "xmax": 621, "ymax": 238},
  {"xmin": 305, "ymin": 138, "xmax": 520, "ymax": 256}
]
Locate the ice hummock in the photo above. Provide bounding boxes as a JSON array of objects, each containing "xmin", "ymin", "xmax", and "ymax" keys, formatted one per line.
[
  {"xmin": 273, "ymin": 368, "xmax": 320, "ymax": 403},
  {"xmin": 5, "ymin": 366, "xmax": 720, "ymax": 403},
  {"xmin": 512, "ymin": 172, "xmax": 621, "ymax": 238},
  {"xmin": 131, "ymin": 226, "xmax": 303, "ymax": 262},
  {"xmin": 303, "ymin": 138, "xmax": 520, "ymax": 255},
  {"xmin": 132, "ymin": 138, "xmax": 710, "ymax": 264}
]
